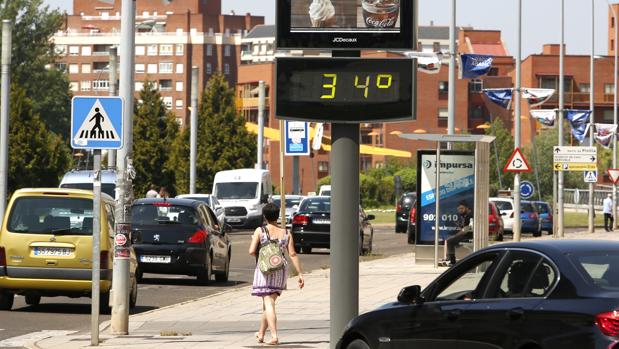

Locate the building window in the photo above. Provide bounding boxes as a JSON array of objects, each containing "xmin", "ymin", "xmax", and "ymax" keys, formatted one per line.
[
  {"xmin": 175, "ymin": 81, "xmax": 183, "ymax": 92},
  {"xmin": 469, "ymin": 79, "xmax": 483, "ymax": 93},
  {"xmin": 579, "ymin": 83, "xmax": 591, "ymax": 93},
  {"xmin": 361, "ymin": 132, "xmax": 373, "ymax": 144},
  {"xmin": 159, "ymin": 79, "xmax": 173, "ymax": 91},
  {"xmin": 135, "ymin": 81, "xmax": 144, "ymax": 91},
  {"xmin": 93, "ymin": 61, "xmax": 108, "ymax": 72},
  {"xmin": 159, "ymin": 44, "xmax": 173, "ymax": 56},
  {"xmin": 69, "ymin": 64, "xmax": 79, "ymax": 74},
  {"xmin": 162, "ymin": 96, "xmax": 173, "ymax": 109},
  {"xmin": 159, "ymin": 62, "xmax": 173, "ymax": 73},
  {"xmin": 488, "ymin": 68, "xmax": 499, "ymax": 76},
  {"xmin": 470, "ymin": 105, "xmax": 484, "ymax": 119},
  {"xmin": 175, "ymin": 99, "xmax": 184, "ymax": 109},
  {"xmin": 81, "ymin": 46, "xmax": 91, "ymax": 56},
  {"xmin": 80, "ymin": 81, "xmax": 91, "ymax": 91},
  {"xmin": 604, "ymin": 109, "xmax": 614, "ymax": 121},
  {"xmin": 70, "ymin": 82, "xmax": 79, "ymax": 92},
  {"xmin": 438, "ymin": 108, "xmax": 448, "ymax": 119},
  {"xmin": 135, "ymin": 63, "xmax": 145, "ymax": 73},
  {"xmin": 93, "ymin": 80, "xmax": 109, "ymax": 91},
  {"xmin": 69, "ymin": 46, "xmax": 79, "ymax": 56},
  {"xmin": 147, "ymin": 44, "xmax": 157, "ymax": 56},
  {"xmin": 176, "ymin": 63, "xmax": 184, "ymax": 74},
  {"xmin": 190, "ymin": 28, "xmax": 197, "ymax": 36},
  {"xmin": 147, "ymin": 64, "xmax": 157, "ymax": 74},
  {"xmin": 540, "ymin": 76, "xmax": 556, "ymax": 90},
  {"xmin": 175, "ymin": 44, "xmax": 184, "ymax": 55},
  {"xmin": 224, "ymin": 45, "xmax": 231, "ymax": 57},
  {"xmin": 55, "ymin": 45, "xmax": 67, "ymax": 56},
  {"xmin": 81, "ymin": 64, "xmax": 91, "ymax": 74},
  {"xmin": 176, "ymin": 28, "xmax": 183, "ymax": 35},
  {"xmin": 605, "ymin": 83, "xmax": 614, "ymax": 95},
  {"xmin": 206, "ymin": 63, "xmax": 212, "ymax": 74},
  {"xmin": 318, "ymin": 161, "xmax": 329, "ymax": 173},
  {"xmin": 206, "ymin": 44, "xmax": 213, "ymax": 56},
  {"xmin": 375, "ymin": 133, "xmax": 384, "ymax": 146},
  {"xmin": 56, "ymin": 62, "xmax": 67, "ymax": 72},
  {"xmin": 224, "ymin": 64, "xmax": 230, "ymax": 75},
  {"xmin": 135, "ymin": 46, "xmax": 145, "ymax": 56},
  {"xmin": 439, "ymin": 81, "xmax": 449, "ymax": 94}
]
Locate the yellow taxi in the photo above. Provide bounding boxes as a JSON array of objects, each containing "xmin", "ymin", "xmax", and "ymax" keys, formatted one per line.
[{"xmin": 0, "ymin": 188, "xmax": 138, "ymax": 312}]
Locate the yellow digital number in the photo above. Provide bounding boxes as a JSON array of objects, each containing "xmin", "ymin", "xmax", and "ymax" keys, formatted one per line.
[
  {"xmin": 377, "ymin": 74, "xmax": 393, "ymax": 89},
  {"xmin": 355, "ymin": 75, "xmax": 370, "ymax": 98},
  {"xmin": 321, "ymin": 74, "xmax": 337, "ymax": 99}
]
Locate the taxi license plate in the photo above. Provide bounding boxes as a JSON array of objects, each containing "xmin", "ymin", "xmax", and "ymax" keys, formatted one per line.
[
  {"xmin": 34, "ymin": 247, "xmax": 73, "ymax": 256},
  {"xmin": 140, "ymin": 255, "xmax": 171, "ymax": 264}
]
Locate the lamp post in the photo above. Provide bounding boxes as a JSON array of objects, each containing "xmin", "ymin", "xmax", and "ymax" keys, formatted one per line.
[
  {"xmin": 589, "ymin": 0, "xmax": 596, "ymax": 234},
  {"xmin": 610, "ymin": 1, "xmax": 618, "ymax": 230}
]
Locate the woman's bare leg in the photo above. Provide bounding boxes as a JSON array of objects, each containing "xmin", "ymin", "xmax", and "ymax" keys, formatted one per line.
[
  {"xmin": 257, "ymin": 298, "xmax": 268, "ymax": 340},
  {"xmin": 264, "ymin": 293, "xmax": 279, "ymax": 341}
]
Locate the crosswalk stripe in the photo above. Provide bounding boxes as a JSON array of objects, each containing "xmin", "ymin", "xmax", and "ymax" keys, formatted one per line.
[{"xmin": 0, "ymin": 330, "xmax": 75, "ymax": 347}]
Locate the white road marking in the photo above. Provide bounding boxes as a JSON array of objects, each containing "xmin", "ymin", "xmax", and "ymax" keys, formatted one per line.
[{"xmin": 0, "ymin": 330, "xmax": 75, "ymax": 347}]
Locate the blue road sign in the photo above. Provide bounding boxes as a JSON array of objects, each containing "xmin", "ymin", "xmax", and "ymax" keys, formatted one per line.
[
  {"xmin": 71, "ymin": 96, "xmax": 124, "ymax": 150},
  {"xmin": 284, "ymin": 121, "xmax": 310, "ymax": 156},
  {"xmin": 584, "ymin": 170, "xmax": 598, "ymax": 183},
  {"xmin": 520, "ymin": 181, "xmax": 535, "ymax": 200}
]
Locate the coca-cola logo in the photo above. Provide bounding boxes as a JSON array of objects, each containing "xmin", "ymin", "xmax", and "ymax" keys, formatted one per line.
[{"xmin": 366, "ymin": 16, "xmax": 396, "ymax": 28}]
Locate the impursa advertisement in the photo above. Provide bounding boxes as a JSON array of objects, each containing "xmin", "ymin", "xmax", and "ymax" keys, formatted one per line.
[{"xmin": 416, "ymin": 151, "xmax": 475, "ymax": 245}]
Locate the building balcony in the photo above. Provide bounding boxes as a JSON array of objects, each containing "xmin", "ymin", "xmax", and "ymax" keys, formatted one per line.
[{"xmin": 545, "ymin": 92, "xmax": 614, "ymax": 105}]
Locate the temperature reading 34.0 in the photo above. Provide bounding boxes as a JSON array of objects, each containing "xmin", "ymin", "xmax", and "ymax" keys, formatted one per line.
[{"xmin": 320, "ymin": 73, "xmax": 393, "ymax": 99}]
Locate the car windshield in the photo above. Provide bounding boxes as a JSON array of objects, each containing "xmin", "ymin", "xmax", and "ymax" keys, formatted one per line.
[
  {"xmin": 7, "ymin": 197, "xmax": 94, "ymax": 235},
  {"xmin": 535, "ymin": 203, "xmax": 550, "ymax": 214},
  {"xmin": 570, "ymin": 252, "xmax": 619, "ymax": 291},
  {"xmin": 494, "ymin": 201, "xmax": 513, "ymax": 212},
  {"xmin": 299, "ymin": 198, "xmax": 331, "ymax": 213},
  {"xmin": 273, "ymin": 198, "xmax": 303, "ymax": 209},
  {"xmin": 131, "ymin": 204, "xmax": 199, "ymax": 225},
  {"xmin": 215, "ymin": 182, "xmax": 258, "ymax": 200},
  {"xmin": 60, "ymin": 183, "xmax": 116, "ymax": 198}
]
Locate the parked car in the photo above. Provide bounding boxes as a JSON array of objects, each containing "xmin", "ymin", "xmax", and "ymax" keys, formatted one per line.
[
  {"xmin": 175, "ymin": 194, "xmax": 225, "ymax": 225},
  {"xmin": 406, "ymin": 199, "xmax": 417, "ymax": 244},
  {"xmin": 490, "ymin": 197, "xmax": 515, "ymax": 233},
  {"xmin": 396, "ymin": 192, "xmax": 416, "ymax": 234},
  {"xmin": 59, "ymin": 169, "xmax": 117, "ymax": 198},
  {"xmin": 318, "ymin": 185, "xmax": 331, "ymax": 196},
  {"xmin": 533, "ymin": 200, "xmax": 553, "ymax": 234},
  {"xmin": 0, "ymin": 188, "xmax": 138, "ymax": 312},
  {"xmin": 488, "ymin": 201, "xmax": 504, "ymax": 241},
  {"xmin": 291, "ymin": 196, "xmax": 374, "ymax": 255},
  {"xmin": 521, "ymin": 200, "xmax": 542, "ymax": 237},
  {"xmin": 337, "ymin": 240, "xmax": 619, "ymax": 349},
  {"xmin": 131, "ymin": 198, "xmax": 232, "ymax": 285},
  {"xmin": 272, "ymin": 195, "xmax": 305, "ymax": 227}
]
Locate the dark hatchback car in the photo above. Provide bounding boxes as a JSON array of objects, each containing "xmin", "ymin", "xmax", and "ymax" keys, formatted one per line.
[
  {"xmin": 338, "ymin": 240, "xmax": 619, "ymax": 349},
  {"xmin": 396, "ymin": 192, "xmax": 416, "ymax": 234},
  {"xmin": 131, "ymin": 198, "xmax": 232, "ymax": 284},
  {"xmin": 291, "ymin": 196, "xmax": 374, "ymax": 255}
]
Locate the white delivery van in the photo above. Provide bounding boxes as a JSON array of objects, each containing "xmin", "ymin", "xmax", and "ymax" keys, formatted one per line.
[
  {"xmin": 212, "ymin": 169, "xmax": 272, "ymax": 228},
  {"xmin": 59, "ymin": 169, "xmax": 117, "ymax": 199},
  {"xmin": 318, "ymin": 185, "xmax": 331, "ymax": 196}
]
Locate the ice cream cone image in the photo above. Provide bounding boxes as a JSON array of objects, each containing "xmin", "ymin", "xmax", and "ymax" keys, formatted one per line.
[{"xmin": 309, "ymin": 0, "xmax": 336, "ymax": 27}]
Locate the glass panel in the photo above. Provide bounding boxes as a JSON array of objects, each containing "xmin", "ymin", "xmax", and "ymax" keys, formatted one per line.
[
  {"xmin": 436, "ymin": 259, "xmax": 496, "ymax": 301},
  {"xmin": 7, "ymin": 197, "xmax": 94, "ymax": 235}
]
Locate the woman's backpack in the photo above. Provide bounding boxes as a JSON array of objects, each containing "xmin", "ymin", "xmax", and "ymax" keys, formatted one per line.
[{"xmin": 257, "ymin": 227, "xmax": 286, "ymax": 274}]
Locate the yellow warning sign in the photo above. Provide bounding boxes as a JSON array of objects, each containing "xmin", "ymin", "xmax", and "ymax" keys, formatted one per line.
[{"xmin": 553, "ymin": 163, "xmax": 598, "ymax": 171}]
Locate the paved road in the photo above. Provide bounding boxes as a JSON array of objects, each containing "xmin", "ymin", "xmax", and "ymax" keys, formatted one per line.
[{"xmin": 0, "ymin": 225, "xmax": 410, "ymax": 344}]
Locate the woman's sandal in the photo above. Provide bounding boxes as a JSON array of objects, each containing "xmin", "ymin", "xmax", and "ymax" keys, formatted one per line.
[
  {"xmin": 255, "ymin": 332, "xmax": 264, "ymax": 343},
  {"xmin": 266, "ymin": 337, "xmax": 279, "ymax": 346}
]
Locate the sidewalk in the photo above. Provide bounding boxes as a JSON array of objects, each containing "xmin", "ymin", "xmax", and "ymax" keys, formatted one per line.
[
  {"xmin": 30, "ymin": 253, "xmax": 442, "ymax": 349},
  {"xmin": 29, "ymin": 228, "xmax": 619, "ymax": 349}
]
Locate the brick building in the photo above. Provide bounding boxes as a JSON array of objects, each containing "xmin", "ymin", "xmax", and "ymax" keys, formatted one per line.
[{"xmin": 53, "ymin": 0, "xmax": 264, "ymax": 126}]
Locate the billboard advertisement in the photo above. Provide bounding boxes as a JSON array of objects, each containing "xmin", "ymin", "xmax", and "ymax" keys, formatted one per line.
[{"xmin": 416, "ymin": 151, "xmax": 475, "ymax": 245}]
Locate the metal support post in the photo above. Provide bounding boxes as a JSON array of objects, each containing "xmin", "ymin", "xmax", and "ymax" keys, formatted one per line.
[
  {"xmin": 447, "ymin": 0, "xmax": 456, "ymax": 149},
  {"xmin": 434, "ymin": 142, "xmax": 441, "ymax": 268},
  {"xmin": 257, "ymin": 81, "xmax": 266, "ymax": 170},
  {"xmin": 513, "ymin": 0, "xmax": 522, "ymax": 242},
  {"xmin": 292, "ymin": 156, "xmax": 300, "ymax": 195},
  {"xmin": 107, "ymin": 47, "xmax": 118, "ymax": 169},
  {"xmin": 589, "ymin": 0, "xmax": 595, "ymax": 234},
  {"xmin": 0, "ymin": 20, "xmax": 12, "ymax": 220},
  {"xmin": 190, "ymin": 66, "xmax": 198, "ymax": 194},
  {"xmin": 91, "ymin": 150, "xmax": 102, "ymax": 346},
  {"xmin": 279, "ymin": 121, "xmax": 287, "ymax": 229},
  {"xmin": 474, "ymin": 142, "xmax": 490, "ymax": 251},
  {"xmin": 330, "ymin": 123, "xmax": 360, "ymax": 348},
  {"xmin": 558, "ymin": 0, "xmax": 565, "ymax": 238},
  {"xmin": 112, "ymin": 0, "xmax": 135, "ymax": 334},
  {"xmin": 613, "ymin": 4, "xmax": 618, "ymax": 230}
]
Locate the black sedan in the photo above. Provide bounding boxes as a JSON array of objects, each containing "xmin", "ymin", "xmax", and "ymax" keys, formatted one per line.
[
  {"xmin": 337, "ymin": 240, "xmax": 619, "ymax": 349},
  {"xmin": 131, "ymin": 198, "xmax": 232, "ymax": 285},
  {"xmin": 291, "ymin": 196, "xmax": 374, "ymax": 255}
]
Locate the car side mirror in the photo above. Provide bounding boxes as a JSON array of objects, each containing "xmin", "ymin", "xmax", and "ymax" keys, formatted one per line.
[
  {"xmin": 397, "ymin": 285, "xmax": 423, "ymax": 305},
  {"xmin": 223, "ymin": 224, "xmax": 233, "ymax": 234},
  {"xmin": 366, "ymin": 215, "xmax": 376, "ymax": 221}
]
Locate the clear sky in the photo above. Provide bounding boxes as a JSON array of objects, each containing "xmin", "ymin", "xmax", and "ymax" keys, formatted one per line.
[{"xmin": 44, "ymin": 0, "xmax": 615, "ymax": 57}]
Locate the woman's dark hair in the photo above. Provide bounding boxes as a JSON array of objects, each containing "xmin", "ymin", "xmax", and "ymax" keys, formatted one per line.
[{"xmin": 262, "ymin": 203, "xmax": 280, "ymax": 223}]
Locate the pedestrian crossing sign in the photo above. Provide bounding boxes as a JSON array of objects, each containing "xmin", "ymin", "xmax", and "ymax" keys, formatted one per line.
[{"xmin": 71, "ymin": 96, "xmax": 124, "ymax": 150}]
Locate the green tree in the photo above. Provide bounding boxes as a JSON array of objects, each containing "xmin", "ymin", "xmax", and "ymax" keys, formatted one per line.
[
  {"xmin": 1, "ymin": 0, "xmax": 71, "ymax": 136},
  {"xmin": 8, "ymin": 85, "xmax": 70, "ymax": 194},
  {"xmin": 132, "ymin": 81, "xmax": 179, "ymax": 197},
  {"xmin": 196, "ymin": 73, "xmax": 256, "ymax": 192},
  {"xmin": 485, "ymin": 118, "xmax": 515, "ymax": 196},
  {"xmin": 168, "ymin": 128, "xmax": 190, "ymax": 195}
]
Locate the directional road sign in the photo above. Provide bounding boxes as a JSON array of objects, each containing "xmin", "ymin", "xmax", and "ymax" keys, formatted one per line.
[
  {"xmin": 503, "ymin": 148, "xmax": 531, "ymax": 173},
  {"xmin": 520, "ymin": 181, "xmax": 535, "ymax": 199},
  {"xmin": 71, "ymin": 96, "xmax": 123, "ymax": 150},
  {"xmin": 584, "ymin": 170, "xmax": 598, "ymax": 183},
  {"xmin": 553, "ymin": 146, "xmax": 597, "ymax": 172}
]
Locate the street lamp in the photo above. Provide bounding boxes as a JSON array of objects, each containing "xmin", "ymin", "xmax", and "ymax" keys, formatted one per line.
[{"xmin": 609, "ymin": 1, "xmax": 618, "ymax": 230}]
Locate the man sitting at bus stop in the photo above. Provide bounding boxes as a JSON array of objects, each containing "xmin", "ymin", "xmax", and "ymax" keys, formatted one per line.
[{"xmin": 439, "ymin": 201, "xmax": 473, "ymax": 267}]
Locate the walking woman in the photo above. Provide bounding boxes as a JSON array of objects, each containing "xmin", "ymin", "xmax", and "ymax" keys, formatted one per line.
[{"xmin": 249, "ymin": 203, "xmax": 304, "ymax": 345}]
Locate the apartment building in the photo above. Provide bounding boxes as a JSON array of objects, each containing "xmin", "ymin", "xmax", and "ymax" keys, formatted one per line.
[{"xmin": 53, "ymin": 0, "xmax": 264, "ymax": 126}]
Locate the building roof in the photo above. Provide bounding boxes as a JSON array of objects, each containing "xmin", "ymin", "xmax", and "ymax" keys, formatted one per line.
[
  {"xmin": 245, "ymin": 25, "xmax": 276, "ymax": 39},
  {"xmin": 471, "ymin": 43, "xmax": 508, "ymax": 56}
]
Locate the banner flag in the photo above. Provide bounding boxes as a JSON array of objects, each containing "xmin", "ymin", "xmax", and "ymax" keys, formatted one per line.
[
  {"xmin": 530, "ymin": 109, "xmax": 557, "ymax": 127},
  {"xmin": 459, "ymin": 54, "xmax": 494, "ymax": 79},
  {"xmin": 522, "ymin": 88, "xmax": 555, "ymax": 108},
  {"xmin": 483, "ymin": 88, "xmax": 513, "ymax": 109},
  {"xmin": 417, "ymin": 53, "xmax": 443, "ymax": 74},
  {"xmin": 566, "ymin": 110, "xmax": 592, "ymax": 144},
  {"xmin": 594, "ymin": 123, "xmax": 617, "ymax": 148}
]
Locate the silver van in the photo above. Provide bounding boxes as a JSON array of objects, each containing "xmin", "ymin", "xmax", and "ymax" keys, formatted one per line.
[{"xmin": 59, "ymin": 170, "xmax": 117, "ymax": 199}]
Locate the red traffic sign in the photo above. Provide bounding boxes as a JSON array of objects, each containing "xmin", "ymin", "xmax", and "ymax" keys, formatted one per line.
[
  {"xmin": 609, "ymin": 169, "xmax": 619, "ymax": 184},
  {"xmin": 503, "ymin": 148, "xmax": 531, "ymax": 173},
  {"xmin": 114, "ymin": 233, "xmax": 127, "ymax": 247}
]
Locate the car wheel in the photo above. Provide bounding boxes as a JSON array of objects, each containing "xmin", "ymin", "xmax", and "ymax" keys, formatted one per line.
[
  {"xmin": 346, "ymin": 339, "xmax": 371, "ymax": 349},
  {"xmin": 215, "ymin": 253, "xmax": 231, "ymax": 283},
  {"xmin": 197, "ymin": 255, "xmax": 213, "ymax": 285},
  {"xmin": 25, "ymin": 295, "xmax": 41, "ymax": 306},
  {"xmin": 533, "ymin": 229, "xmax": 542, "ymax": 237},
  {"xmin": 496, "ymin": 232, "xmax": 504, "ymax": 242},
  {"xmin": 301, "ymin": 246, "xmax": 312, "ymax": 254},
  {"xmin": 129, "ymin": 277, "xmax": 138, "ymax": 309},
  {"xmin": 135, "ymin": 267, "xmax": 143, "ymax": 283},
  {"xmin": 0, "ymin": 291, "xmax": 14, "ymax": 310},
  {"xmin": 99, "ymin": 292, "xmax": 111, "ymax": 314}
]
